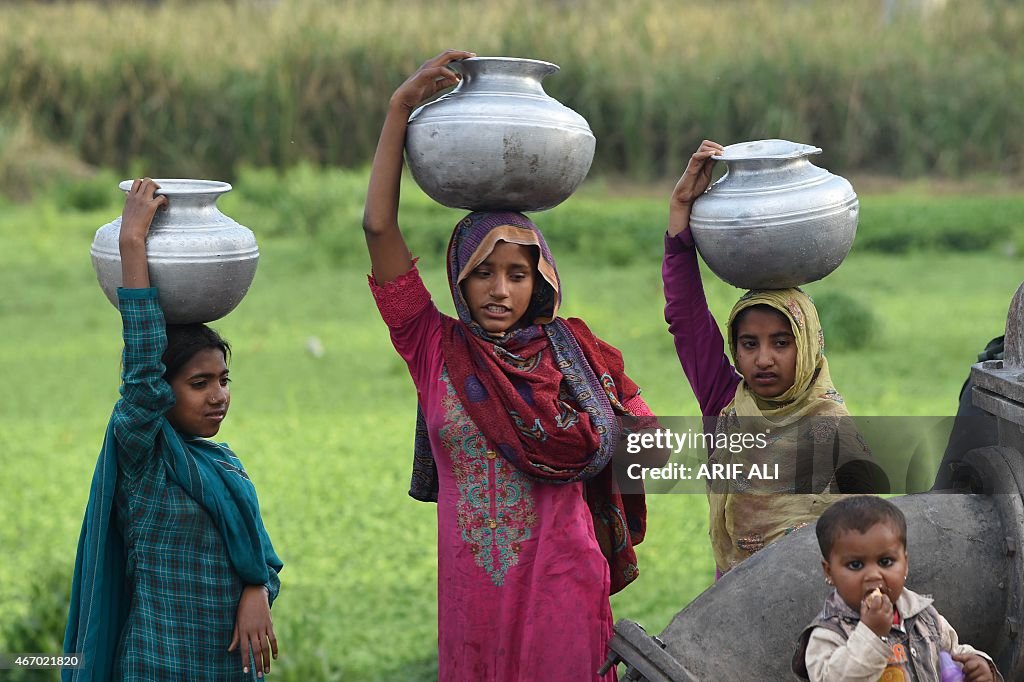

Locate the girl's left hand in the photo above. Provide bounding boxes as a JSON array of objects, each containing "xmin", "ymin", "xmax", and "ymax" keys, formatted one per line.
[
  {"xmin": 954, "ymin": 653, "xmax": 995, "ymax": 682},
  {"xmin": 228, "ymin": 585, "xmax": 278, "ymax": 677}
]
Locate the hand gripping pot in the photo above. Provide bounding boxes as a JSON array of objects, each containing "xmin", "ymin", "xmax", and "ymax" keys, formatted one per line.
[
  {"xmin": 404, "ymin": 56, "xmax": 596, "ymax": 212},
  {"xmin": 690, "ymin": 139, "xmax": 859, "ymax": 290},
  {"xmin": 90, "ymin": 180, "xmax": 259, "ymax": 323}
]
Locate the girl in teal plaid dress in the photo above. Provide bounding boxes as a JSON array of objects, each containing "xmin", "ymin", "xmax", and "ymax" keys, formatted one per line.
[{"xmin": 64, "ymin": 179, "xmax": 283, "ymax": 681}]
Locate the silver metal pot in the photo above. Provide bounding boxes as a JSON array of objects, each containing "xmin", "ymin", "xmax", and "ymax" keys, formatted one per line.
[
  {"xmin": 90, "ymin": 179, "xmax": 259, "ymax": 324},
  {"xmin": 690, "ymin": 139, "xmax": 859, "ymax": 289},
  {"xmin": 404, "ymin": 57, "xmax": 596, "ymax": 212}
]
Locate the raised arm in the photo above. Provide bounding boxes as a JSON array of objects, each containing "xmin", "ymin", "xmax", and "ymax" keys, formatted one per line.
[
  {"xmin": 363, "ymin": 49, "xmax": 475, "ymax": 284},
  {"xmin": 112, "ymin": 179, "xmax": 175, "ymax": 472},
  {"xmin": 668, "ymin": 139, "xmax": 723, "ymax": 236},
  {"xmin": 119, "ymin": 178, "xmax": 167, "ymax": 288},
  {"xmin": 662, "ymin": 141, "xmax": 742, "ymax": 416}
]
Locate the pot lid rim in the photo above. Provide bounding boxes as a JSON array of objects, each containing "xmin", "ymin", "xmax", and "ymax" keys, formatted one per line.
[
  {"xmin": 713, "ymin": 139, "xmax": 823, "ymax": 161},
  {"xmin": 118, "ymin": 179, "xmax": 232, "ymax": 195},
  {"xmin": 455, "ymin": 56, "xmax": 559, "ymax": 72}
]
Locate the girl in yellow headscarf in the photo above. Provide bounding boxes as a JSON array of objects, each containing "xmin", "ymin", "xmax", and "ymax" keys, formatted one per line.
[{"xmin": 662, "ymin": 140, "xmax": 871, "ymax": 575}]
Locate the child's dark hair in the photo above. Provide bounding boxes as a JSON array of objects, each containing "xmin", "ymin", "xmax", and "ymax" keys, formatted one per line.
[
  {"xmin": 815, "ymin": 496, "xmax": 907, "ymax": 559},
  {"xmin": 162, "ymin": 324, "xmax": 231, "ymax": 381}
]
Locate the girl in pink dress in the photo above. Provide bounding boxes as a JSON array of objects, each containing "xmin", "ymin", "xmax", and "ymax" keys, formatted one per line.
[{"xmin": 362, "ymin": 50, "xmax": 655, "ymax": 681}]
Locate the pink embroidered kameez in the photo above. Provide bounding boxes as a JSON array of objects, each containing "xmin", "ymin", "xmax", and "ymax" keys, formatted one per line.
[{"xmin": 371, "ymin": 265, "xmax": 629, "ymax": 681}]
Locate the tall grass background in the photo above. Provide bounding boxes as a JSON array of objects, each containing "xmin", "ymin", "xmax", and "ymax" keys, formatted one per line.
[
  {"xmin": 3, "ymin": 0, "xmax": 1024, "ymax": 678},
  {"xmin": 1, "ymin": 0, "xmax": 1022, "ymax": 183}
]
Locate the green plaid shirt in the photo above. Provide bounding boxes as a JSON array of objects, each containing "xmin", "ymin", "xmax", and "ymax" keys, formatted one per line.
[{"xmin": 112, "ymin": 288, "xmax": 279, "ymax": 680}]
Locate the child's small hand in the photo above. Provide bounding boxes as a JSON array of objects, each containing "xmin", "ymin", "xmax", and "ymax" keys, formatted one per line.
[
  {"xmin": 671, "ymin": 140, "xmax": 725, "ymax": 206},
  {"xmin": 954, "ymin": 653, "xmax": 995, "ymax": 682},
  {"xmin": 228, "ymin": 585, "xmax": 277, "ymax": 678},
  {"xmin": 860, "ymin": 588, "xmax": 893, "ymax": 638},
  {"xmin": 667, "ymin": 139, "xmax": 724, "ymax": 236},
  {"xmin": 119, "ymin": 178, "xmax": 167, "ymax": 245},
  {"xmin": 389, "ymin": 49, "xmax": 476, "ymax": 114}
]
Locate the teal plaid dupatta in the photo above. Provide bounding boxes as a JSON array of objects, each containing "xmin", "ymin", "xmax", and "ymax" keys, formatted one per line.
[
  {"xmin": 63, "ymin": 422, "xmax": 126, "ymax": 682},
  {"xmin": 64, "ymin": 414, "xmax": 282, "ymax": 681},
  {"xmin": 64, "ymin": 288, "xmax": 282, "ymax": 679}
]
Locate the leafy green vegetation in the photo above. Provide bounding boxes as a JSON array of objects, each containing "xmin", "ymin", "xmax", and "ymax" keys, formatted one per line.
[
  {"xmin": 1, "ymin": 169, "xmax": 1021, "ymax": 679},
  {"xmin": 2, "ymin": 2, "xmax": 1021, "ymax": 675}
]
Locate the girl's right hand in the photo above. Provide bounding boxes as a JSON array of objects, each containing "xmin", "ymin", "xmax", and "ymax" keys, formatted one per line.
[
  {"xmin": 119, "ymin": 178, "xmax": 167, "ymax": 288},
  {"xmin": 860, "ymin": 589, "xmax": 894, "ymax": 638},
  {"xmin": 363, "ymin": 50, "xmax": 474, "ymax": 284},
  {"xmin": 671, "ymin": 139, "xmax": 724, "ymax": 206},
  {"xmin": 389, "ymin": 49, "xmax": 476, "ymax": 114},
  {"xmin": 667, "ymin": 140, "xmax": 724, "ymax": 236},
  {"xmin": 119, "ymin": 178, "xmax": 167, "ymax": 246}
]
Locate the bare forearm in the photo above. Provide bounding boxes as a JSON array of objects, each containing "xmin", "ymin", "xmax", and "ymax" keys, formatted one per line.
[
  {"xmin": 119, "ymin": 235, "xmax": 150, "ymax": 289},
  {"xmin": 363, "ymin": 50, "xmax": 473, "ymax": 284},
  {"xmin": 668, "ymin": 140, "xmax": 722, "ymax": 236},
  {"xmin": 364, "ymin": 102, "xmax": 411, "ymax": 235},
  {"xmin": 363, "ymin": 101, "xmax": 415, "ymax": 284},
  {"xmin": 118, "ymin": 178, "xmax": 165, "ymax": 289},
  {"xmin": 668, "ymin": 202, "xmax": 692, "ymax": 237}
]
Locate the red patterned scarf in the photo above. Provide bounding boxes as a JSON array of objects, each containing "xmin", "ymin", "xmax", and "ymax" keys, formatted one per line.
[{"xmin": 411, "ymin": 211, "xmax": 650, "ymax": 594}]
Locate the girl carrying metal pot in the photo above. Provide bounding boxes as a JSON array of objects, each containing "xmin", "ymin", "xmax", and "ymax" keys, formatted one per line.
[
  {"xmin": 64, "ymin": 179, "xmax": 282, "ymax": 681},
  {"xmin": 363, "ymin": 50, "xmax": 658, "ymax": 681},
  {"xmin": 663, "ymin": 140, "xmax": 878, "ymax": 577}
]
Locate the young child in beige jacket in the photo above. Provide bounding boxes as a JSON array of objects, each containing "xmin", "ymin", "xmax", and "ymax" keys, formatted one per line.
[{"xmin": 793, "ymin": 496, "xmax": 1001, "ymax": 682}]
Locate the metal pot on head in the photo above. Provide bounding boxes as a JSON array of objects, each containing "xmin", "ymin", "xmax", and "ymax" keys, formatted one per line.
[
  {"xmin": 690, "ymin": 139, "xmax": 859, "ymax": 290},
  {"xmin": 90, "ymin": 179, "xmax": 259, "ymax": 324},
  {"xmin": 404, "ymin": 57, "xmax": 596, "ymax": 212}
]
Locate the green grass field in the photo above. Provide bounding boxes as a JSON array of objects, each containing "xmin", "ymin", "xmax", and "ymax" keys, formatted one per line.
[{"xmin": 1, "ymin": 174, "xmax": 1022, "ymax": 679}]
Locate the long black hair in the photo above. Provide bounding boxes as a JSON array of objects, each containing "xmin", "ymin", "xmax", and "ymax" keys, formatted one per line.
[{"xmin": 162, "ymin": 324, "xmax": 231, "ymax": 381}]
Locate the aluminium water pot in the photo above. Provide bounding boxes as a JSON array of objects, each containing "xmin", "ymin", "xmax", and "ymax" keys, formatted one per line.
[
  {"xmin": 690, "ymin": 139, "xmax": 859, "ymax": 290},
  {"xmin": 404, "ymin": 56, "xmax": 596, "ymax": 212},
  {"xmin": 90, "ymin": 179, "xmax": 259, "ymax": 324}
]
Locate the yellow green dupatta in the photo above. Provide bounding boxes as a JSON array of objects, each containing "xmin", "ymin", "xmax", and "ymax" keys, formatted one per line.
[{"xmin": 708, "ymin": 288, "xmax": 867, "ymax": 574}]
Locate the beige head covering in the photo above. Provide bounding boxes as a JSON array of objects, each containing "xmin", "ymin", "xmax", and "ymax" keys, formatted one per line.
[
  {"xmin": 709, "ymin": 288, "xmax": 868, "ymax": 574},
  {"xmin": 725, "ymin": 288, "xmax": 843, "ymax": 421}
]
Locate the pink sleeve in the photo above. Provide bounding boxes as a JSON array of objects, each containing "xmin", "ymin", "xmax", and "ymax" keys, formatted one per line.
[
  {"xmin": 624, "ymin": 394, "xmax": 654, "ymax": 417},
  {"xmin": 662, "ymin": 231, "xmax": 741, "ymax": 416},
  {"xmin": 368, "ymin": 263, "xmax": 444, "ymax": 392}
]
